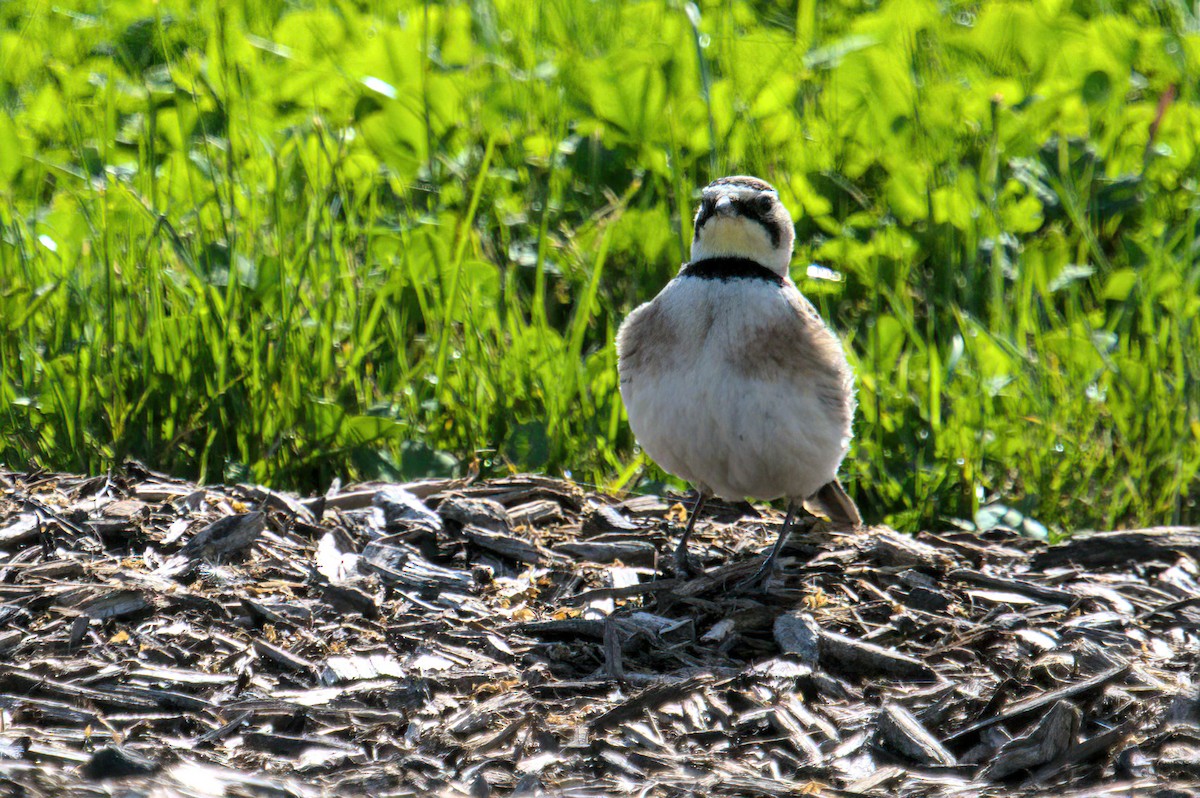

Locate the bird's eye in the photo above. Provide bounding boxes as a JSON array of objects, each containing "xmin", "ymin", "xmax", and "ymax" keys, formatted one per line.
[{"xmin": 755, "ymin": 194, "xmax": 774, "ymax": 212}]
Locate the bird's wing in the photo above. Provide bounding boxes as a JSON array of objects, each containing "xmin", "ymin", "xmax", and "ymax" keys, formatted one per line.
[{"xmin": 615, "ymin": 294, "xmax": 679, "ymax": 381}]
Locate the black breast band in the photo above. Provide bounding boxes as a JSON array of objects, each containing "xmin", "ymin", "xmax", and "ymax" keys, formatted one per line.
[{"xmin": 679, "ymin": 257, "xmax": 784, "ymax": 286}]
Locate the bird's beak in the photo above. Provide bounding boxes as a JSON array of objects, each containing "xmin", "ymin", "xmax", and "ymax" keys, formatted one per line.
[{"xmin": 714, "ymin": 195, "xmax": 734, "ymax": 216}]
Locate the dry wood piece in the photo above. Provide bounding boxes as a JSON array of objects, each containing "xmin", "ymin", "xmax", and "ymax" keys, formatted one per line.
[
  {"xmin": 320, "ymin": 653, "xmax": 404, "ymax": 684},
  {"xmin": 947, "ymin": 662, "xmax": 1131, "ymax": 744},
  {"xmin": 181, "ymin": 510, "xmax": 266, "ymax": 559},
  {"xmin": 243, "ymin": 486, "xmax": 315, "ymax": 524},
  {"xmin": 509, "ymin": 499, "xmax": 564, "ymax": 527},
  {"xmin": 374, "ymin": 486, "xmax": 443, "ymax": 534},
  {"xmin": 0, "ymin": 513, "xmax": 39, "ymax": 546},
  {"xmin": 316, "ymin": 579, "xmax": 380, "ymax": 618},
  {"xmin": 579, "ymin": 503, "xmax": 641, "ymax": 536},
  {"xmin": 589, "ymin": 675, "xmax": 717, "ymax": 729},
  {"xmin": 772, "ymin": 610, "xmax": 822, "ymax": 663},
  {"xmin": 360, "ymin": 534, "xmax": 477, "ymax": 593},
  {"xmin": 253, "ymin": 638, "xmax": 318, "ymax": 674},
  {"xmin": 0, "ymin": 631, "xmax": 21, "ymax": 656},
  {"xmin": 774, "ymin": 611, "xmax": 936, "ymax": 681},
  {"xmin": 1028, "ymin": 719, "xmax": 1136, "ymax": 784},
  {"xmin": 947, "ymin": 567, "xmax": 1080, "ymax": 606},
  {"xmin": 870, "ymin": 528, "xmax": 958, "ymax": 572},
  {"xmin": 463, "ymin": 524, "xmax": 550, "ymax": 564},
  {"xmin": 553, "ymin": 540, "xmax": 656, "ymax": 565},
  {"xmin": 0, "ymin": 736, "xmax": 30, "ymax": 761},
  {"xmin": 563, "ymin": 578, "xmax": 682, "ymax": 606},
  {"xmin": 71, "ymin": 588, "xmax": 150, "ymax": 620},
  {"xmin": 819, "ymin": 628, "xmax": 937, "ymax": 681},
  {"xmin": 982, "ymin": 700, "xmax": 1081, "ymax": 779},
  {"xmin": 438, "ymin": 495, "xmax": 512, "ymax": 531},
  {"xmin": 0, "ymin": 466, "xmax": 1198, "ymax": 796},
  {"xmin": 875, "ymin": 703, "xmax": 957, "ymax": 766},
  {"xmin": 1033, "ymin": 527, "xmax": 1200, "ymax": 569}
]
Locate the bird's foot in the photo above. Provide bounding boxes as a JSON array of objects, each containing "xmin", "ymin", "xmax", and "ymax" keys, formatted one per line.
[
  {"xmin": 731, "ymin": 556, "xmax": 779, "ymax": 594},
  {"xmin": 671, "ymin": 544, "xmax": 700, "ymax": 579}
]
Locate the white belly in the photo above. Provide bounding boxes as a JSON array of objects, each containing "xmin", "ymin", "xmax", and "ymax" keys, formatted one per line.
[{"xmin": 623, "ymin": 364, "xmax": 846, "ymax": 501}]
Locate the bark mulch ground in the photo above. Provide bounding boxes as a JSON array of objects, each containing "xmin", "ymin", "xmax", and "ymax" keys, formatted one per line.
[{"xmin": 1, "ymin": 465, "xmax": 1198, "ymax": 796}]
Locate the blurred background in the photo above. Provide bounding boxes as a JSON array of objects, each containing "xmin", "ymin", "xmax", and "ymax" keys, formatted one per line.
[{"xmin": 0, "ymin": 0, "xmax": 1197, "ymax": 533}]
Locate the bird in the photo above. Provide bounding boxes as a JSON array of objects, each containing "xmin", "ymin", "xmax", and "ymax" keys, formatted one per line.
[{"xmin": 615, "ymin": 175, "xmax": 862, "ymax": 587}]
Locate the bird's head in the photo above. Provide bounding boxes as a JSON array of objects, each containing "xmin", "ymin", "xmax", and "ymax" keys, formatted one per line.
[{"xmin": 690, "ymin": 176, "xmax": 795, "ymax": 277}]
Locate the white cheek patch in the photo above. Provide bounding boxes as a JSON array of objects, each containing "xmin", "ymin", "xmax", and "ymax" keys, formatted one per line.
[{"xmin": 692, "ymin": 217, "xmax": 785, "ymax": 272}]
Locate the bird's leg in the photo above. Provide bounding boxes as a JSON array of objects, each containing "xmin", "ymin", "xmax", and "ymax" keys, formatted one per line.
[
  {"xmin": 672, "ymin": 492, "xmax": 707, "ymax": 578},
  {"xmin": 736, "ymin": 500, "xmax": 801, "ymax": 591}
]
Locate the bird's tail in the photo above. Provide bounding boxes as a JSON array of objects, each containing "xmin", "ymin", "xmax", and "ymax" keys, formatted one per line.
[{"xmin": 804, "ymin": 478, "xmax": 863, "ymax": 528}]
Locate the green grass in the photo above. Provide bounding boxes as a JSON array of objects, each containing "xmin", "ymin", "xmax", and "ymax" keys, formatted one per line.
[{"xmin": 1, "ymin": 0, "xmax": 1198, "ymax": 534}]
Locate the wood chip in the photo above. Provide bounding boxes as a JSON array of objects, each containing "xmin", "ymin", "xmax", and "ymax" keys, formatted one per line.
[
  {"xmin": 875, "ymin": 703, "xmax": 957, "ymax": 766},
  {"xmin": 982, "ymin": 700, "xmax": 1081, "ymax": 779},
  {"xmin": 181, "ymin": 511, "xmax": 266, "ymax": 559}
]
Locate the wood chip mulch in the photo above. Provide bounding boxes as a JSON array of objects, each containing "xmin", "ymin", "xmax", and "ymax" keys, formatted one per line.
[{"xmin": 1, "ymin": 465, "xmax": 1198, "ymax": 796}]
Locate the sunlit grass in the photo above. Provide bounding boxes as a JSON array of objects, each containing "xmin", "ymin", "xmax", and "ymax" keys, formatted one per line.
[{"xmin": 1, "ymin": 0, "xmax": 1197, "ymax": 533}]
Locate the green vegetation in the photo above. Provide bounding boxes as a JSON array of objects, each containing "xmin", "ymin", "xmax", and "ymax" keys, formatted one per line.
[{"xmin": 2, "ymin": 0, "xmax": 1198, "ymax": 533}]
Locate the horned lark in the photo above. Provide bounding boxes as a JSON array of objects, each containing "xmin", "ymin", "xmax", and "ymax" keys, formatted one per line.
[{"xmin": 616, "ymin": 175, "xmax": 862, "ymax": 586}]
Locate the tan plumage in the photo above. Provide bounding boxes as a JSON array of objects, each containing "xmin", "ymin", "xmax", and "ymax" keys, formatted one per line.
[{"xmin": 616, "ymin": 175, "xmax": 862, "ymax": 583}]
